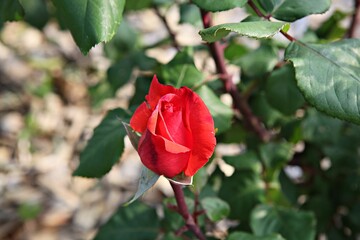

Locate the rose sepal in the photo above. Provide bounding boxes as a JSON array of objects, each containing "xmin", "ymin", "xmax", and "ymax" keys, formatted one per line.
[
  {"xmin": 122, "ymin": 122, "xmax": 160, "ymax": 205},
  {"xmin": 125, "ymin": 165, "xmax": 160, "ymax": 206},
  {"xmin": 122, "ymin": 122, "xmax": 141, "ymax": 150},
  {"xmin": 167, "ymin": 173, "xmax": 193, "ymax": 186}
]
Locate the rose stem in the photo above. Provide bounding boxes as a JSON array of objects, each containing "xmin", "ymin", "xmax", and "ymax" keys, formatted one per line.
[
  {"xmin": 153, "ymin": 6, "xmax": 181, "ymax": 50},
  {"xmin": 201, "ymin": 10, "xmax": 271, "ymax": 142},
  {"xmin": 347, "ymin": 0, "xmax": 360, "ymax": 38},
  {"xmin": 170, "ymin": 182, "xmax": 206, "ymax": 240},
  {"xmin": 247, "ymin": 0, "xmax": 296, "ymax": 42}
]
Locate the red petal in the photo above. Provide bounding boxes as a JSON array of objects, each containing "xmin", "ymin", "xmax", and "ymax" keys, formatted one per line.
[
  {"xmin": 138, "ymin": 130, "xmax": 191, "ymax": 178},
  {"xmin": 146, "ymin": 75, "xmax": 177, "ymax": 109},
  {"xmin": 181, "ymin": 88, "xmax": 216, "ymax": 176},
  {"xmin": 158, "ymin": 94, "xmax": 192, "ymax": 148},
  {"xmin": 130, "ymin": 102, "xmax": 152, "ymax": 133}
]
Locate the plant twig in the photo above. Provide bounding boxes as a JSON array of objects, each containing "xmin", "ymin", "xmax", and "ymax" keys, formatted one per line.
[
  {"xmin": 201, "ymin": 11, "xmax": 271, "ymax": 142},
  {"xmin": 170, "ymin": 182, "xmax": 206, "ymax": 240},
  {"xmin": 247, "ymin": 0, "xmax": 296, "ymax": 42},
  {"xmin": 153, "ymin": 6, "xmax": 180, "ymax": 50},
  {"xmin": 347, "ymin": 0, "xmax": 360, "ymax": 38},
  {"xmin": 247, "ymin": 0, "xmax": 270, "ymax": 20}
]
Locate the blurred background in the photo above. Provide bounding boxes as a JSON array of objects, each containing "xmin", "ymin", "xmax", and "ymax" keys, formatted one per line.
[{"xmin": 0, "ymin": 0, "xmax": 357, "ymax": 239}]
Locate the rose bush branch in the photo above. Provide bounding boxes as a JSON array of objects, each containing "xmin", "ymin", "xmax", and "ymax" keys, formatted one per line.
[
  {"xmin": 201, "ymin": 10, "xmax": 271, "ymax": 142},
  {"xmin": 347, "ymin": 0, "xmax": 360, "ymax": 38},
  {"xmin": 170, "ymin": 182, "xmax": 206, "ymax": 240},
  {"xmin": 153, "ymin": 6, "xmax": 180, "ymax": 50}
]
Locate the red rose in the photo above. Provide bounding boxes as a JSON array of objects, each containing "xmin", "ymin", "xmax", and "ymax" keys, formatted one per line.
[{"xmin": 130, "ymin": 75, "xmax": 216, "ymax": 178}]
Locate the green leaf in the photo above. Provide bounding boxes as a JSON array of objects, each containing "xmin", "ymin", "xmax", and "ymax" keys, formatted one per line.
[
  {"xmin": 94, "ymin": 202, "xmax": 160, "ymax": 240},
  {"xmin": 126, "ymin": 166, "xmax": 160, "ymax": 205},
  {"xmin": 301, "ymin": 108, "xmax": 343, "ymax": 146},
  {"xmin": 152, "ymin": 0, "xmax": 174, "ymax": 6},
  {"xmin": 0, "ymin": 0, "xmax": 24, "ymax": 23},
  {"xmin": 201, "ymin": 197, "xmax": 230, "ymax": 222},
  {"xmin": 52, "ymin": 0, "xmax": 126, "ymax": 54},
  {"xmin": 225, "ymin": 42, "xmax": 249, "ymax": 61},
  {"xmin": 220, "ymin": 170, "xmax": 265, "ymax": 221},
  {"xmin": 89, "ymin": 81, "xmax": 114, "ymax": 108},
  {"xmin": 257, "ymin": 0, "xmax": 331, "ymax": 22},
  {"xmin": 160, "ymin": 50, "xmax": 203, "ymax": 88},
  {"xmin": 228, "ymin": 232, "xmax": 285, "ymax": 240},
  {"xmin": 196, "ymin": 85, "xmax": 234, "ymax": 134},
  {"xmin": 250, "ymin": 93, "xmax": 284, "ymax": 128},
  {"xmin": 199, "ymin": 21, "xmax": 289, "ymax": 43},
  {"xmin": 302, "ymin": 195, "xmax": 333, "ymax": 232},
  {"xmin": 20, "ymin": 0, "xmax": 49, "ymax": 29},
  {"xmin": 265, "ymin": 64, "xmax": 305, "ymax": 115},
  {"xmin": 315, "ymin": 10, "xmax": 348, "ymax": 40},
  {"xmin": 125, "ymin": 0, "xmax": 152, "ymax": 11},
  {"xmin": 130, "ymin": 76, "xmax": 152, "ymax": 107},
  {"xmin": 104, "ymin": 19, "xmax": 139, "ymax": 60},
  {"xmin": 223, "ymin": 151, "xmax": 262, "ymax": 173},
  {"xmin": 258, "ymin": 142, "xmax": 294, "ymax": 169},
  {"xmin": 162, "ymin": 233, "xmax": 183, "ymax": 240},
  {"xmin": 192, "ymin": 167, "xmax": 208, "ymax": 192},
  {"xmin": 73, "ymin": 108, "xmax": 131, "ymax": 178},
  {"xmin": 192, "ymin": 0, "xmax": 247, "ymax": 12},
  {"xmin": 280, "ymin": 120, "xmax": 303, "ymax": 144},
  {"xmin": 236, "ymin": 44, "xmax": 278, "ymax": 78},
  {"xmin": 179, "ymin": 3, "xmax": 202, "ymax": 27},
  {"xmin": 219, "ymin": 153, "xmax": 265, "ymax": 222},
  {"xmin": 250, "ymin": 205, "xmax": 316, "ymax": 240},
  {"xmin": 107, "ymin": 59, "xmax": 134, "ymax": 94},
  {"xmin": 285, "ymin": 39, "xmax": 360, "ymax": 125}
]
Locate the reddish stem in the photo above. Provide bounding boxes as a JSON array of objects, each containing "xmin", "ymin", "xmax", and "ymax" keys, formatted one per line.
[
  {"xmin": 247, "ymin": 0, "xmax": 270, "ymax": 20},
  {"xmin": 170, "ymin": 182, "xmax": 206, "ymax": 240},
  {"xmin": 201, "ymin": 11, "xmax": 271, "ymax": 142},
  {"xmin": 347, "ymin": 0, "xmax": 360, "ymax": 38}
]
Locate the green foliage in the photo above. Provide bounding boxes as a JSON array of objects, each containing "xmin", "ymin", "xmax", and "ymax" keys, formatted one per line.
[
  {"xmin": 250, "ymin": 93, "xmax": 284, "ymax": 128},
  {"xmin": 265, "ymin": 65, "xmax": 305, "ymax": 115},
  {"xmin": 258, "ymin": 142, "xmax": 293, "ymax": 170},
  {"xmin": 20, "ymin": 0, "xmax": 49, "ymax": 29},
  {"xmin": 52, "ymin": 0, "xmax": 126, "ymax": 54},
  {"xmin": 192, "ymin": 0, "xmax": 247, "ymax": 12},
  {"xmin": 235, "ymin": 44, "xmax": 278, "ymax": 78},
  {"xmin": 160, "ymin": 50, "xmax": 203, "ymax": 88},
  {"xmin": 73, "ymin": 108, "xmax": 131, "ymax": 178},
  {"xmin": 201, "ymin": 197, "xmax": 230, "ymax": 221},
  {"xmin": 285, "ymin": 39, "xmax": 360, "ymax": 125},
  {"xmin": 94, "ymin": 202, "xmax": 160, "ymax": 240},
  {"xmin": 256, "ymin": 0, "xmax": 331, "ymax": 22},
  {"xmin": 220, "ymin": 153, "xmax": 265, "ymax": 223},
  {"xmin": 228, "ymin": 232, "xmax": 285, "ymax": 240},
  {"xmin": 250, "ymin": 205, "xmax": 316, "ymax": 240},
  {"xmin": 107, "ymin": 58, "xmax": 134, "ymax": 94},
  {"xmin": 179, "ymin": 3, "xmax": 202, "ymax": 27},
  {"xmin": 0, "ymin": 0, "xmax": 24, "ymax": 24},
  {"xmin": 200, "ymin": 21, "xmax": 289, "ymax": 42},
  {"xmin": 315, "ymin": 10, "xmax": 348, "ymax": 40}
]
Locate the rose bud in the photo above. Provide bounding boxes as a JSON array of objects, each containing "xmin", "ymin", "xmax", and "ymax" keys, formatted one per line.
[{"xmin": 130, "ymin": 75, "xmax": 216, "ymax": 178}]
